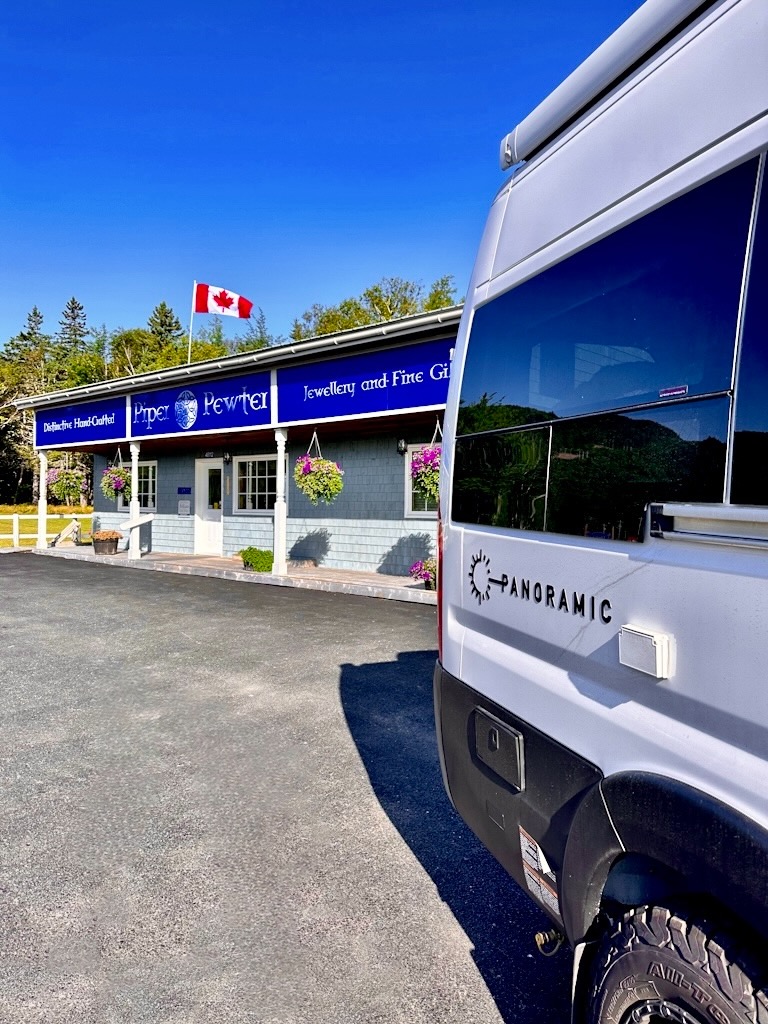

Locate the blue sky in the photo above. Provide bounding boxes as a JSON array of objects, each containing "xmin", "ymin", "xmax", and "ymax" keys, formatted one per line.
[{"xmin": 1, "ymin": 0, "xmax": 640, "ymax": 349}]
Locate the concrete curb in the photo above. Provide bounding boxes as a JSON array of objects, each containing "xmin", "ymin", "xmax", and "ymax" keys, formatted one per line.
[{"xmin": 23, "ymin": 547, "xmax": 438, "ymax": 605}]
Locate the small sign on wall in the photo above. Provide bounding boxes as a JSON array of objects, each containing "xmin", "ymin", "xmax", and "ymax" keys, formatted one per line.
[{"xmin": 178, "ymin": 499, "xmax": 191, "ymax": 516}]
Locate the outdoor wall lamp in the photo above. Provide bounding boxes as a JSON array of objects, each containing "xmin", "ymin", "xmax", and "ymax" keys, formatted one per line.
[
  {"xmin": 223, "ymin": 452, "xmax": 232, "ymax": 464},
  {"xmin": 396, "ymin": 439, "xmax": 408, "ymax": 456}
]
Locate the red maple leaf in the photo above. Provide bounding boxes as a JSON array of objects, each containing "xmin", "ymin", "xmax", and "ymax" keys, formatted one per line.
[{"xmin": 212, "ymin": 289, "xmax": 234, "ymax": 310}]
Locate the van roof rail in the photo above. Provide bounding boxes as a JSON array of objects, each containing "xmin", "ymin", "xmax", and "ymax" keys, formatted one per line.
[{"xmin": 500, "ymin": 0, "xmax": 712, "ymax": 169}]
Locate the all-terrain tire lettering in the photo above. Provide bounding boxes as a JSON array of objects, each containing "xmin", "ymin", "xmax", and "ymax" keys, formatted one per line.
[{"xmin": 586, "ymin": 906, "xmax": 768, "ymax": 1024}]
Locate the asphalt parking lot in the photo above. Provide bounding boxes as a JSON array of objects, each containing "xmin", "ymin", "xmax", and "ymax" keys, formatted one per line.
[{"xmin": 0, "ymin": 553, "xmax": 571, "ymax": 1023}]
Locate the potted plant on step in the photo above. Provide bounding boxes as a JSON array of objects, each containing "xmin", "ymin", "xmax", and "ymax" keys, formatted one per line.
[
  {"xmin": 409, "ymin": 557, "xmax": 437, "ymax": 590},
  {"xmin": 92, "ymin": 529, "xmax": 123, "ymax": 555},
  {"xmin": 239, "ymin": 547, "xmax": 273, "ymax": 572}
]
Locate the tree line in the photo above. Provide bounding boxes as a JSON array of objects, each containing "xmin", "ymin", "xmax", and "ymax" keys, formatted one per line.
[{"xmin": 0, "ymin": 275, "xmax": 458, "ymax": 503}]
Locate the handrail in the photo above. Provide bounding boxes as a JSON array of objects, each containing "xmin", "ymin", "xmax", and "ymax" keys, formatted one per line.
[
  {"xmin": 651, "ymin": 502, "xmax": 768, "ymax": 548},
  {"xmin": 0, "ymin": 513, "xmax": 92, "ymax": 548},
  {"xmin": 657, "ymin": 529, "xmax": 768, "ymax": 549}
]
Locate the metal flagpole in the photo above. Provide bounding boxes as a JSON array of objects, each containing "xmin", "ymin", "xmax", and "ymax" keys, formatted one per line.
[{"xmin": 187, "ymin": 280, "xmax": 197, "ymax": 364}]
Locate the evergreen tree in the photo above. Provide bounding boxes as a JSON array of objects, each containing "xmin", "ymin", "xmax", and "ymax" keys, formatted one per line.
[
  {"xmin": 233, "ymin": 307, "xmax": 284, "ymax": 352},
  {"xmin": 57, "ymin": 297, "xmax": 88, "ymax": 354},
  {"xmin": 0, "ymin": 308, "xmax": 55, "ymax": 500},
  {"xmin": 3, "ymin": 307, "xmax": 55, "ymax": 392},
  {"xmin": 147, "ymin": 302, "xmax": 184, "ymax": 345}
]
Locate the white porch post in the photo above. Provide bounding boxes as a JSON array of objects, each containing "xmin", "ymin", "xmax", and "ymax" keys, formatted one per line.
[
  {"xmin": 36, "ymin": 450, "xmax": 48, "ymax": 549},
  {"xmin": 129, "ymin": 441, "xmax": 141, "ymax": 560},
  {"xmin": 273, "ymin": 428, "xmax": 288, "ymax": 575}
]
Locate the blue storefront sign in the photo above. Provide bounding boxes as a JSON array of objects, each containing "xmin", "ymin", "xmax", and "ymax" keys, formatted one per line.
[
  {"xmin": 34, "ymin": 340, "xmax": 453, "ymax": 449},
  {"xmin": 131, "ymin": 370, "xmax": 271, "ymax": 439},
  {"xmin": 35, "ymin": 395, "xmax": 127, "ymax": 448},
  {"xmin": 277, "ymin": 339, "xmax": 452, "ymax": 424}
]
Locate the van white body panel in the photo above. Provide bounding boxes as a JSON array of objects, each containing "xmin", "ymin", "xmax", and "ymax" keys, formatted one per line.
[
  {"xmin": 438, "ymin": 0, "xmax": 768, "ymax": 941},
  {"xmin": 483, "ymin": 0, "xmax": 768, "ymax": 293},
  {"xmin": 445, "ymin": 524, "xmax": 768, "ymax": 823}
]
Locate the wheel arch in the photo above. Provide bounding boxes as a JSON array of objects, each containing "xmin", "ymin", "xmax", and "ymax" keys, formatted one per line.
[{"xmin": 561, "ymin": 771, "xmax": 768, "ymax": 945}]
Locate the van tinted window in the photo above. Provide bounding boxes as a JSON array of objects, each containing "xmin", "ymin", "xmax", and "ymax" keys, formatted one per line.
[
  {"xmin": 457, "ymin": 159, "xmax": 758, "ymax": 434},
  {"xmin": 453, "ymin": 398, "xmax": 729, "ymax": 540}
]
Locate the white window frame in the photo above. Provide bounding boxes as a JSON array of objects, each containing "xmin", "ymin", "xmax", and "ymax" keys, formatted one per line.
[
  {"xmin": 117, "ymin": 461, "xmax": 157, "ymax": 511},
  {"xmin": 404, "ymin": 443, "xmax": 438, "ymax": 519},
  {"xmin": 233, "ymin": 455, "xmax": 283, "ymax": 515}
]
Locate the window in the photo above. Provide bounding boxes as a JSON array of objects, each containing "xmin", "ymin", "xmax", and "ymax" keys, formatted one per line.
[
  {"xmin": 453, "ymin": 398, "xmax": 729, "ymax": 541},
  {"xmin": 235, "ymin": 456, "xmax": 278, "ymax": 512},
  {"xmin": 117, "ymin": 461, "xmax": 157, "ymax": 510},
  {"xmin": 405, "ymin": 444, "xmax": 438, "ymax": 518},
  {"xmin": 452, "ymin": 157, "xmax": 762, "ymax": 543},
  {"xmin": 457, "ymin": 158, "xmax": 759, "ymax": 435}
]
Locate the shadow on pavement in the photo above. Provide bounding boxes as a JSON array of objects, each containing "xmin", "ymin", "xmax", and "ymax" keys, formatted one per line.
[{"xmin": 339, "ymin": 649, "xmax": 572, "ymax": 1022}]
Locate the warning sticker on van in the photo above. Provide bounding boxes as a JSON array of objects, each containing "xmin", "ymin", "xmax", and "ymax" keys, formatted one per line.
[
  {"xmin": 519, "ymin": 826, "xmax": 562, "ymax": 919},
  {"xmin": 659, "ymin": 384, "xmax": 689, "ymax": 399}
]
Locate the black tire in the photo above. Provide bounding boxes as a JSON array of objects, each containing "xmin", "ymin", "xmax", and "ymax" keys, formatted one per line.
[{"xmin": 586, "ymin": 905, "xmax": 768, "ymax": 1024}]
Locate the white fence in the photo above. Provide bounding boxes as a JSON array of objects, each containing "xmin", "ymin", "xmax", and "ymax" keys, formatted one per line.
[{"xmin": 0, "ymin": 513, "xmax": 92, "ymax": 548}]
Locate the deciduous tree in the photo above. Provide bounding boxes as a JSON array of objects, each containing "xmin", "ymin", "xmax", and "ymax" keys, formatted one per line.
[{"xmin": 290, "ymin": 275, "xmax": 458, "ymax": 341}]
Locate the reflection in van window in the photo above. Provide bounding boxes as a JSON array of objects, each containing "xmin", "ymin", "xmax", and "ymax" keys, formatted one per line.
[
  {"xmin": 457, "ymin": 158, "xmax": 758, "ymax": 435},
  {"xmin": 453, "ymin": 397, "xmax": 729, "ymax": 541}
]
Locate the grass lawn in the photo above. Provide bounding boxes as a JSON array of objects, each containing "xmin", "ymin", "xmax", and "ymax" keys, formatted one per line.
[{"xmin": 0, "ymin": 504, "xmax": 94, "ymax": 547}]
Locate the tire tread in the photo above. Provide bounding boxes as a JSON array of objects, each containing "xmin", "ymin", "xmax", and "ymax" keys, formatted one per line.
[{"xmin": 587, "ymin": 905, "xmax": 768, "ymax": 1024}]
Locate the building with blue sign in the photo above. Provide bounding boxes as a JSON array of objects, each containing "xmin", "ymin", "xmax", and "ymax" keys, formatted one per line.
[{"xmin": 16, "ymin": 306, "xmax": 461, "ymax": 574}]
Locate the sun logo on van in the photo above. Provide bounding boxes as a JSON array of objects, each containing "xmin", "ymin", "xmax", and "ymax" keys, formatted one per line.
[{"xmin": 469, "ymin": 550, "xmax": 492, "ymax": 604}]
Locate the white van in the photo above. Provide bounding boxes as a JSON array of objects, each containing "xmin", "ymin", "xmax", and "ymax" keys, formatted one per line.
[{"xmin": 434, "ymin": 0, "xmax": 768, "ymax": 1020}]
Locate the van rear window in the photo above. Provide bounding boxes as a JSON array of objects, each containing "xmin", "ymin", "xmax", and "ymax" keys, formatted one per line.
[
  {"xmin": 453, "ymin": 398, "xmax": 729, "ymax": 540},
  {"xmin": 452, "ymin": 157, "xmax": 760, "ymax": 541},
  {"xmin": 457, "ymin": 158, "xmax": 758, "ymax": 434}
]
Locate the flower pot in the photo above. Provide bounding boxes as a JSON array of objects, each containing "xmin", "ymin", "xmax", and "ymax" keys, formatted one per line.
[
  {"xmin": 424, "ymin": 579, "xmax": 436, "ymax": 591},
  {"xmin": 93, "ymin": 538, "xmax": 119, "ymax": 555}
]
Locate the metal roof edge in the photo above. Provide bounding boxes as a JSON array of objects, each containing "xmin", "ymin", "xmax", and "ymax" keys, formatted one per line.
[{"xmin": 13, "ymin": 304, "xmax": 464, "ymax": 411}]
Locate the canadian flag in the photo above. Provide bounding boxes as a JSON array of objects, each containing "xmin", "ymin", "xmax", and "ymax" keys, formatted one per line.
[{"xmin": 194, "ymin": 282, "xmax": 253, "ymax": 319}]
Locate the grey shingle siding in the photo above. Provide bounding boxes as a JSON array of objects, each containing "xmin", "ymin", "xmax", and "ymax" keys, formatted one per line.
[{"xmin": 92, "ymin": 435, "xmax": 437, "ymax": 574}]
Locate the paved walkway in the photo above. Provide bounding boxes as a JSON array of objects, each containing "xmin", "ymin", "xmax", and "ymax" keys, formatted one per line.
[{"xmin": 24, "ymin": 545, "xmax": 437, "ymax": 605}]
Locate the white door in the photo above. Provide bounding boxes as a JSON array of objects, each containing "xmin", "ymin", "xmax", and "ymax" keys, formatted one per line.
[{"xmin": 194, "ymin": 459, "xmax": 224, "ymax": 555}]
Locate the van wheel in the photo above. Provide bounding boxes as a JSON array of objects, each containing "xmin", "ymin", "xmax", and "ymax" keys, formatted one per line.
[{"xmin": 585, "ymin": 905, "xmax": 768, "ymax": 1023}]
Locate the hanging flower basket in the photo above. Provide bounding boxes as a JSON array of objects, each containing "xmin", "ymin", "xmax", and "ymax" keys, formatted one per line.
[
  {"xmin": 294, "ymin": 454, "xmax": 344, "ymax": 505},
  {"xmin": 101, "ymin": 465, "xmax": 131, "ymax": 502},
  {"xmin": 410, "ymin": 445, "xmax": 441, "ymax": 504}
]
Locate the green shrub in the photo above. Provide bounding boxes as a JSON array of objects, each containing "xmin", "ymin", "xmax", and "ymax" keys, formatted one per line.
[{"xmin": 239, "ymin": 547, "xmax": 273, "ymax": 572}]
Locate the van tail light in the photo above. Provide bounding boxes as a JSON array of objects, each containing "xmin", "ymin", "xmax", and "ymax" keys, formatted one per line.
[{"xmin": 437, "ymin": 505, "xmax": 443, "ymax": 663}]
